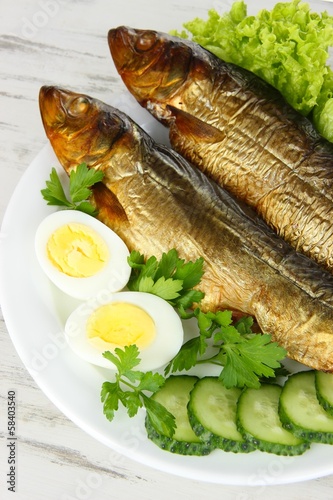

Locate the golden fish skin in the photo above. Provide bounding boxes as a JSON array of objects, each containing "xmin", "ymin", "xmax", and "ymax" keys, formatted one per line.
[
  {"xmin": 108, "ymin": 27, "xmax": 333, "ymax": 273},
  {"xmin": 39, "ymin": 86, "xmax": 333, "ymax": 372}
]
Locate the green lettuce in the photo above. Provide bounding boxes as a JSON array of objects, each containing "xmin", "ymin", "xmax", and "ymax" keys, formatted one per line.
[
  {"xmin": 173, "ymin": 0, "xmax": 333, "ymax": 140},
  {"xmin": 313, "ymin": 67, "xmax": 333, "ymax": 142}
]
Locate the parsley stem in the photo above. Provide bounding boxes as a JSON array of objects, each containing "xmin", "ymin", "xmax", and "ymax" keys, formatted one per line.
[
  {"xmin": 118, "ymin": 377, "xmax": 141, "ymax": 393},
  {"xmin": 196, "ymin": 358, "xmax": 224, "ymax": 366}
]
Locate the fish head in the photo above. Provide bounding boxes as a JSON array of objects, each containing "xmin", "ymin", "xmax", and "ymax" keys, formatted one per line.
[
  {"xmin": 39, "ymin": 86, "xmax": 131, "ymax": 174},
  {"xmin": 39, "ymin": 86, "xmax": 148, "ymax": 228},
  {"xmin": 108, "ymin": 27, "xmax": 192, "ymax": 117}
]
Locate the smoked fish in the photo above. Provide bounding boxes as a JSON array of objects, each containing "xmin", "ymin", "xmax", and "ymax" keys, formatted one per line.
[
  {"xmin": 39, "ymin": 86, "xmax": 333, "ymax": 371},
  {"xmin": 108, "ymin": 27, "xmax": 333, "ymax": 273}
]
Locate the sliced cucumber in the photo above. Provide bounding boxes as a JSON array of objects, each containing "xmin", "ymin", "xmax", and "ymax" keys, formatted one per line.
[
  {"xmin": 188, "ymin": 377, "xmax": 254, "ymax": 453},
  {"xmin": 237, "ymin": 383, "xmax": 310, "ymax": 455},
  {"xmin": 279, "ymin": 370, "xmax": 333, "ymax": 444},
  {"xmin": 146, "ymin": 375, "xmax": 213, "ymax": 455},
  {"xmin": 315, "ymin": 371, "xmax": 333, "ymax": 416}
]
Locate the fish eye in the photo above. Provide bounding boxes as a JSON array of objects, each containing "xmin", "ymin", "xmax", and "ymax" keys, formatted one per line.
[
  {"xmin": 135, "ymin": 31, "xmax": 158, "ymax": 52},
  {"xmin": 68, "ymin": 96, "xmax": 90, "ymax": 116}
]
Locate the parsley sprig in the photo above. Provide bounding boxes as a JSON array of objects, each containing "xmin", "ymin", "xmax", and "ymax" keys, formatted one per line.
[
  {"xmin": 101, "ymin": 345, "xmax": 176, "ymax": 437},
  {"xmin": 165, "ymin": 309, "xmax": 287, "ymax": 389},
  {"xmin": 41, "ymin": 163, "xmax": 104, "ymax": 216}
]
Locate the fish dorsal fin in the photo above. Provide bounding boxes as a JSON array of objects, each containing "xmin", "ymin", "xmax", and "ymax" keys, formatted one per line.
[
  {"xmin": 167, "ymin": 105, "xmax": 225, "ymax": 143},
  {"xmin": 90, "ymin": 182, "xmax": 128, "ymax": 226}
]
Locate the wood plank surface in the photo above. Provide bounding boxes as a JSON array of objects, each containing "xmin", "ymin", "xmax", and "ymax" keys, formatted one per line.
[{"xmin": 1, "ymin": 1, "xmax": 333, "ymax": 498}]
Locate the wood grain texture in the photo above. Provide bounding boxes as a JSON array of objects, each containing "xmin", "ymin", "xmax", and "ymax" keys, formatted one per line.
[{"xmin": 1, "ymin": 1, "xmax": 333, "ymax": 499}]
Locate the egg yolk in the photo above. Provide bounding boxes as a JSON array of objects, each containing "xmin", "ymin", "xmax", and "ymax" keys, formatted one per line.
[
  {"xmin": 86, "ymin": 302, "xmax": 156, "ymax": 349},
  {"xmin": 47, "ymin": 222, "xmax": 109, "ymax": 278}
]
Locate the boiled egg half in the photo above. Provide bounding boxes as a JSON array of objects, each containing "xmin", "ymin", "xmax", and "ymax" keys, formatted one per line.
[
  {"xmin": 35, "ymin": 210, "xmax": 131, "ymax": 300},
  {"xmin": 64, "ymin": 291, "xmax": 184, "ymax": 371}
]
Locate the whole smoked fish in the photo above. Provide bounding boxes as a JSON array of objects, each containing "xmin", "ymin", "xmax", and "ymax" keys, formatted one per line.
[
  {"xmin": 39, "ymin": 86, "xmax": 333, "ymax": 371},
  {"xmin": 108, "ymin": 27, "xmax": 333, "ymax": 273}
]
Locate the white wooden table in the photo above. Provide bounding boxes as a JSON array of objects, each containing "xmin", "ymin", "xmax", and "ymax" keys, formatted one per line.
[{"xmin": 2, "ymin": 1, "xmax": 333, "ymax": 498}]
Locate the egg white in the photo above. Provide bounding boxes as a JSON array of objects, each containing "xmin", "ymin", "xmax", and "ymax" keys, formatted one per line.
[
  {"xmin": 64, "ymin": 291, "xmax": 184, "ymax": 372},
  {"xmin": 35, "ymin": 210, "xmax": 131, "ymax": 300}
]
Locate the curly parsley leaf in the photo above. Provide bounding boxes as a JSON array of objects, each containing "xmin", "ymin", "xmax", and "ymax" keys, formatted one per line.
[
  {"xmin": 100, "ymin": 382, "xmax": 119, "ymax": 421},
  {"xmin": 217, "ymin": 333, "xmax": 286, "ymax": 389},
  {"xmin": 234, "ymin": 315, "xmax": 255, "ymax": 336},
  {"xmin": 165, "ymin": 307, "xmax": 287, "ymax": 389},
  {"xmin": 127, "ymin": 249, "xmax": 205, "ymax": 311},
  {"xmin": 164, "ymin": 336, "xmax": 204, "ymax": 376},
  {"xmin": 41, "ymin": 163, "xmax": 104, "ymax": 216},
  {"xmin": 134, "ymin": 275, "xmax": 184, "ymax": 301},
  {"xmin": 41, "ymin": 167, "xmax": 71, "ymax": 208},
  {"xmin": 69, "ymin": 163, "xmax": 104, "ymax": 202},
  {"xmin": 154, "ymin": 248, "xmax": 179, "ymax": 279},
  {"xmin": 103, "ymin": 345, "xmax": 140, "ymax": 375},
  {"xmin": 101, "ymin": 345, "xmax": 176, "ymax": 436},
  {"xmin": 143, "ymin": 395, "xmax": 176, "ymax": 437},
  {"xmin": 173, "ymin": 256, "xmax": 207, "ymax": 291}
]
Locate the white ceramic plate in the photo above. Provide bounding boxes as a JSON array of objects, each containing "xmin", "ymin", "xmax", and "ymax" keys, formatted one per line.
[{"xmin": 2, "ymin": 0, "xmax": 333, "ymax": 486}]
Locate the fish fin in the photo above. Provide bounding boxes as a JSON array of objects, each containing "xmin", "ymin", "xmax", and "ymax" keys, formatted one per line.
[
  {"xmin": 91, "ymin": 182, "xmax": 128, "ymax": 226},
  {"xmin": 167, "ymin": 105, "xmax": 225, "ymax": 143}
]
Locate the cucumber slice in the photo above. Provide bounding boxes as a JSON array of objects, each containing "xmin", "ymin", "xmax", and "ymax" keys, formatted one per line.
[
  {"xmin": 279, "ymin": 370, "xmax": 333, "ymax": 444},
  {"xmin": 146, "ymin": 375, "xmax": 213, "ymax": 456},
  {"xmin": 188, "ymin": 377, "xmax": 254, "ymax": 453},
  {"xmin": 237, "ymin": 383, "xmax": 310, "ymax": 455},
  {"xmin": 315, "ymin": 371, "xmax": 333, "ymax": 416}
]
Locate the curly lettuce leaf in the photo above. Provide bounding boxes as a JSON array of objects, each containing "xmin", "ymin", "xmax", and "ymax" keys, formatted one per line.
[
  {"xmin": 313, "ymin": 67, "xmax": 333, "ymax": 142},
  {"xmin": 175, "ymin": 0, "xmax": 333, "ymax": 123}
]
